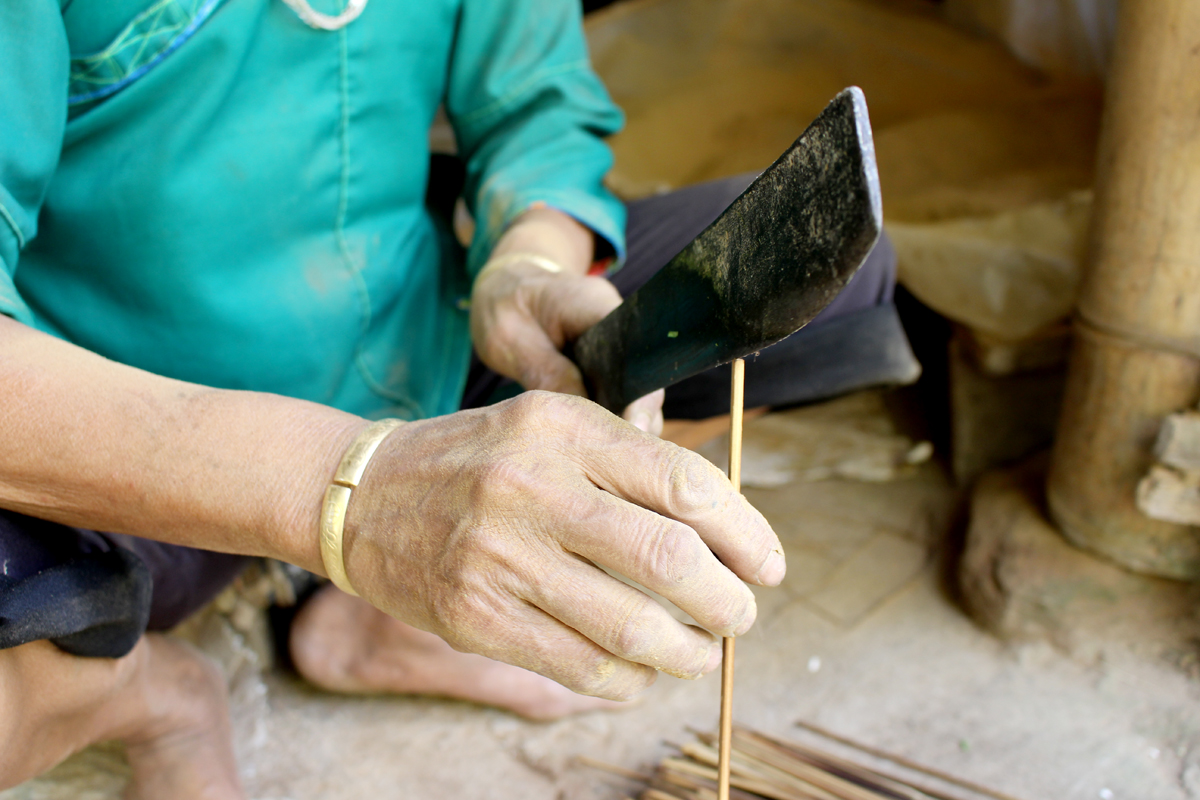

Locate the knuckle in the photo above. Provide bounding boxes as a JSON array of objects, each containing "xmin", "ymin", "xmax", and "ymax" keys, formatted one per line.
[
  {"xmin": 609, "ymin": 665, "xmax": 659, "ymax": 700},
  {"xmin": 636, "ymin": 520, "xmax": 701, "ymax": 585},
  {"xmin": 504, "ymin": 389, "xmax": 581, "ymax": 430},
  {"xmin": 569, "ymin": 654, "xmax": 654, "ymax": 700},
  {"xmin": 707, "ymin": 590, "xmax": 756, "ymax": 637},
  {"xmin": 660, "ymin": 645, "xmax": 712, "ymax": 680},
  {"xmin": 568, "ymin": 653, "xmax": 620, "ymax": 696},
  {"xmin": 661, "ymin": 449, "xmax": 722, "ymax": 519},
  {"xmin": 504, "ymin": 390, "xmax": 552, "ymax": 426},
  {"xmin": 609, "ymin": 595, "xmax": 660, "ymax": 661}
]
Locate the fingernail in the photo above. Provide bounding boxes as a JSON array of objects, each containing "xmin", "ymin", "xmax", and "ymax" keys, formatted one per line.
[
  {"xmin": 755, "ymin": 549, "xmax": 787, "ymax": 586},
  {"xmin": 703, "ymin": 641, "xmax": 723, "ymax": 675},
  {"xmin": 733, "ymin": 598, "xmax": 757, "ymax": 637},
  {"xmin": 632, "ymin": 412, "xmax": 653, "ymax": 432}
]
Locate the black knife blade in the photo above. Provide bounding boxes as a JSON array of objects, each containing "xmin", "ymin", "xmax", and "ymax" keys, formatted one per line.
[{"xmin": 573, "ymin": 87, "xmax": 883, "ymax": 413}]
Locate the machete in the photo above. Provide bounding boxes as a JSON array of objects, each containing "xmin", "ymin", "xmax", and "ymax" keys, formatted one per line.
[{"xmin": 573, "ymin": 87, "xmax": 883, "ymax": 413}]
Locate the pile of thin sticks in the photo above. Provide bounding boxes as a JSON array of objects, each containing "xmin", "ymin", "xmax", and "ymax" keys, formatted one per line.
[{"xmin": 581, "ymin": 724, "xmax": 1023, "ymax": 800}]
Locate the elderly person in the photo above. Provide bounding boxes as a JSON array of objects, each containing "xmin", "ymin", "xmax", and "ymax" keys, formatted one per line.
[{"xmin": 0, "ymin": 0, "xmax": 908, "ymax": 796}]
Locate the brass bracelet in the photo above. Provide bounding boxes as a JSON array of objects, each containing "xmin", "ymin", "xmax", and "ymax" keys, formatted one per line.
[
  {"xmin": 474, "ymin": 251, "xmax": 566, "ymax": 287},
  {"xmin": 319, "ymin": 418, "xmax": 405, "ymax": 596}
]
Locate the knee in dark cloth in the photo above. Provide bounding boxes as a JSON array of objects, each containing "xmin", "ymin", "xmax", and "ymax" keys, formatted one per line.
[
  {"xmin": 0, "ymin": 541, "xmax": 152, "ymax": 659},
  {"xmin": 0, "ymin": 512, "xmax": 250, "ymax": 659}
]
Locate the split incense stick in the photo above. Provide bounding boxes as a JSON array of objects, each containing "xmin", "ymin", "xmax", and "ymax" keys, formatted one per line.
[
  {"xmin": 794, "ymin": 721, "xmax": 1028, "ymax": 800},
  {"xmin": 719, "ymin": 357, "xmax": 747, "ymax": 800},
  {"xmin": 577, "ymin": 724, "xmax": 1012, "ymax": 800}
]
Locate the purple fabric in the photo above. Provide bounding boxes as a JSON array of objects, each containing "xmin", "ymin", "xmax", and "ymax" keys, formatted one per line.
[{"xmin": 0, "ymin": 508, "xmax": 249, "ymax": 656}]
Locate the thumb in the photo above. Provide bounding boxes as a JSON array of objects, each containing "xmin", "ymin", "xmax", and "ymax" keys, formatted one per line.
[
  {"xmin": 498, "ymin": 314, "xmax": 589, "ymax": 397},
  {"xmin": 622, "ymin": 389, "xmax": 665, "ymax": 435},
  {"xmin": 540, "ymin": 276, "xmax": 623, "ymax": 340}
]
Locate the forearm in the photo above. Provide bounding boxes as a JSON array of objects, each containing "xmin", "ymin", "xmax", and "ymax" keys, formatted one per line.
[{"xmin": 0, "ymin": 315, "xmax": 365, "ymax": 574}]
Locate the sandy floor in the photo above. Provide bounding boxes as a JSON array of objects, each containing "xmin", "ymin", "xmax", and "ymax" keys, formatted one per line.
[{"xmin": 8, "ymin": 392, "xmax": 1199, "ymax": 800}]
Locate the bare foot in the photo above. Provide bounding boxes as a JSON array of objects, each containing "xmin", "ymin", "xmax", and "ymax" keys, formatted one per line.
[
  {"xmin": 0, "ymin": 636, "xmax": 242, "ymax": 798},
  {"xmin": 290, "ymin": 585, "xmax": 631, "ymax": 721},
  {"xmin": 119, "ymin": 636, "xmax": 244, "ymax": 800}
]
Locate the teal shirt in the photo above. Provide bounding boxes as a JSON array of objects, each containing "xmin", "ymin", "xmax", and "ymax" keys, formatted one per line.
[{"xmin": 0, "ymin": 0, "xmax": 625, "ymax": 420}]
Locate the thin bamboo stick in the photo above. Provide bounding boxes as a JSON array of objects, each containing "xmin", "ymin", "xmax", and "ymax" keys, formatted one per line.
[
  {"xmin": 663, "ymin": 755, "xmax": 814, "ymax": 800},
  {"xmin": 794, "ymin": 721, "xmax": 1029, "ymax": 800},
  {"xmin": 648, "ymin": 788, "xmax": 692, "ymax": 800},
  {"xmin": 660, "ymin": 767, "xmax": 722, "ymax": 800},
  {"xmin": 655, "ymin": 765, "xmax": 777, "ymax": 800},
  {"xmin": 682, "ymin": 740, "xmax": 842, "ymax": 800},
  {"xmin": 742, "ymin": 729, "xmax": 966, "ymax": 800},
  {"xmin": 725, "ymin": 731, "xmax": 901, "ymax": 800},
  {"xmin": 720, "ymin": 358, "xmax": 746, "ymax": 800},
  {"xmin": 729, "ymin": 357, "xmax": 745, "ymax": 493},
  {"xmin": 575, "ymin": 755, "xmax": 655, "ymax": 783},
  {"xmin": 628, "ymin": 726, "xmax": 1022, "ymax": 800},
  {"xmin": 660, "ymin": 766, "xmax": 774, "ymax": 800}
]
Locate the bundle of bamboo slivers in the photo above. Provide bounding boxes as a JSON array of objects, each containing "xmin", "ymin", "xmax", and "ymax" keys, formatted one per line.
[{"xmin": 582, "ymin": 725, "xmax": 1024, "ymax": 800}]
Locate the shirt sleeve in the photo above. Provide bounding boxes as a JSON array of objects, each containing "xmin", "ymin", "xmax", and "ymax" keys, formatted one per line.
[
  {"xmin": 445, "ymin": 0, "xmax": 627, "ymax": 276},
  {"xmin": 0, "ymin": 0, "xmax": 69, "ymax": 325}
]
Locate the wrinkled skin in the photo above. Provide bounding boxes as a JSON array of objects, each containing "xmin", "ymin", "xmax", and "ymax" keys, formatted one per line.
[{"xmin": 340, "ymin": 390, "xmax": 785, "ymax": 698}]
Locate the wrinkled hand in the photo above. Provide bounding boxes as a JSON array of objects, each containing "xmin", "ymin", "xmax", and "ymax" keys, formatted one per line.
[
  {"xmin": 469, "ymin": 222, "xmax": 664, "ymax": 434},
  {"xmin": 340, "ymin": 392, "xmax": 785, "ymax": 699}
]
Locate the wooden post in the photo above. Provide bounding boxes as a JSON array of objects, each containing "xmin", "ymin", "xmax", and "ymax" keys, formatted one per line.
[{"xmin": 1046, "ymin": 0, "xmax": 1200, "ymax": 578}]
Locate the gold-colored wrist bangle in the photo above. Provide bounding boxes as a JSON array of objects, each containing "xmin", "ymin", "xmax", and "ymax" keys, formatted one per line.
[
  {"xmin": 319, "ymin": 418, "xmax": 405, "ymax": 596},
  {"xmin": 474, "ymin": 251, "xmax": 566, "ymax": 287}
]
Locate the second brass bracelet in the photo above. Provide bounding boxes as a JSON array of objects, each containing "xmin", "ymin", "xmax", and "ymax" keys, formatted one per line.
[{"xmin": 473, "ymin": 251, "xmax": 566, "ymax": 287}]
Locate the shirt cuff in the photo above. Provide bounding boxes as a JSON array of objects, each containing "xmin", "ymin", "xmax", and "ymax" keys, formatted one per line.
[{"xmin": 467, "ymin": 187, "xmax": 627, "ymax": 278}]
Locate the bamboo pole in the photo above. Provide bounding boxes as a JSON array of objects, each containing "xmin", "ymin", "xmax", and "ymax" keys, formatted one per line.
[
  {"xmin": 1046, "ymin": 0, "xmax": 1200, "ymax": 578},
  {"xmin": 719, "ymin": 358, "xmax": 746, "ymax": 800}
]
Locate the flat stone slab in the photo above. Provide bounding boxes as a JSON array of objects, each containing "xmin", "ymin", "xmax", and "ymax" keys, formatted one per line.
[{"xmin": 806, "ymin": 530, "xmax": 930, "ymax": 626}]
